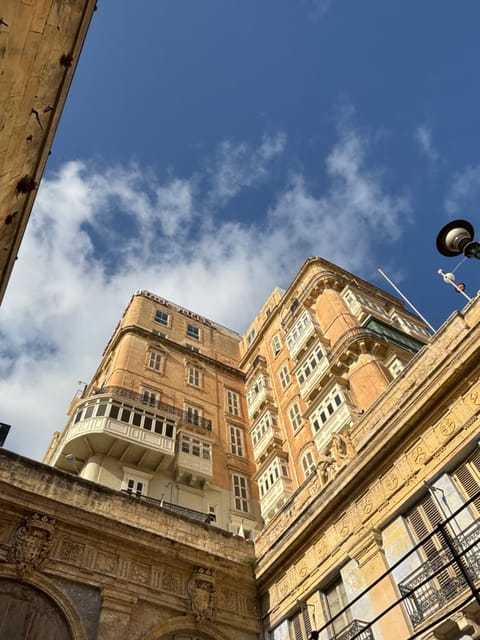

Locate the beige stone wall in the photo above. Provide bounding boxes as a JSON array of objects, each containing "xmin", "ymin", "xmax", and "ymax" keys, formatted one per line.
[
  {"xmin": 0, "ymin": 451, "xmax": 261, "ymax": 640},
  {"xmin": 0, "ymin": 0, "xmax": 97, "ymax": 303}
]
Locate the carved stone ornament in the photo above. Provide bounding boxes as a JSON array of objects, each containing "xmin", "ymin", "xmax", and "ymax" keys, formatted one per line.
[
  {"xmin": 317, "ymin": 432, "xmax": 355, "ymax": 486},
  {"xmin": 187, "ymin": 567, "xmax": 217, "ymax": 623},
  {"xmin": 8, "ymin": 513, "xmax": 56, "ymax": 577}
]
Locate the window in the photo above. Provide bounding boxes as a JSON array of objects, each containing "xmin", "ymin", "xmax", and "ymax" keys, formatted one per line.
[
  {"xmin": 147, "ymin": 349, "xmax": 163, "ymax": 372},
  {"xmin": 258, "ymin": 458, "xmax": 289, "ymax": 497},
  {"xmin": 208, "ymin": 505, "xmax": 217, "ymax": 523},
  {"xmin": 310, "ymin": 387, "xmax": 344, "ymax": 433},
  {"xmin": 271, "ymin": 334, "xmax": 282, "ymax": 356},
  {"xmin": 229, "ymin": 425, "xmax": 244, "ymax": 457},
  {"xmin": 279, "ymin": 364, "xmax": 291, "ymax": 390},
  {"xmin": 180, "ymin": 434, "xmax": 211, "ymax": 460},
  {"xmin": 296, "ymin": 344, "xmax": 325, "ymax": 385},
  {"xmin": 393, "ymin": 315, "xmax": 431, "ymax": 338},
  {"xmin": 122, "ymin": 468, "xmax": 152, "ymax": 497},
  {"xmin": 226, "ymin": 389, "xmax": 240, "ymax": 416},
  {"xmin": 404, "ymin": 493, "xmax": 461, "ymax": 598},
  {"xmin": 388, "ymin": 356, "xmax": 405, "ymax": 379},
  {"xmin": 289, "ymin": 402, "xmax": 303, "ymax": 431},
  {"xmin": 186, "ymin": 323, "xmax": 200, "ymax": 340},
  {"xmin": 246, "ymin": 375, "xmax": 269, "ymax": 407},
  {"xmin": 246, "ymin": 328, "xmax": 256, "ymax": 345},
  {"xmin": 301, "ymin": 450, "xmax": 316, "ymax": 479},
  {"xmin": 187, "ymin": 364, "xmax": 201, "ymax": 388},
  {"xmin": 322, "ymin": 578, "xmax": 352, "ymax": 637},
  {"xmin": 453, "ymin": 448, "xmax": 480, "ymax": 514},
  {"xmin": 232, "ymin": 474, "xmax": 250, "ymax": 513},
  {"xmin": 126, "ymin": 478, "xmax": 144, "ymax": 496},
  {"xmin": 251, "ymin": 411, "xmax": 277, "ymax": 446},
  {"xmin": 285, "ymin": 310, "xmax": 313, "ymax": 351},
  {"xmin": 141, "ymin": 389, "xmax": 158, "ymax": 407},
  {"xmin": 343, "ymin": 289, "xmax": 386, "ymax": 317},
  {"xmin": 154, "ymin": 309, "xmax": 170, "ymax": 326},
  {"xmin": 185, "ymin": 404, "xmax": 202, "ymax": 426},
  {"xmin": 289, "ymin": 607, "xmax": 312, "ymax": 640}
]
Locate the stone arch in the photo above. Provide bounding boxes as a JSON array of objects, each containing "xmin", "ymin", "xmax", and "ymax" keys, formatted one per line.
[
  {"xmin": 0, "ymin": 565, "xmax": 88, "ymax": 640},
  {"xmin": 142, "ymin": 614, "xmax": 231, "ymax": 640}
]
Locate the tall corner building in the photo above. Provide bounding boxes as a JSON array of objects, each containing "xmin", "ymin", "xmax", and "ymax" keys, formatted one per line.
[
  {"xmin": 6, "ymin": 254, "xmax": 480, "ymax": 639},
  {"xmin": 44, "ymin": 256, "xmax": 430, "ymax": 535}
]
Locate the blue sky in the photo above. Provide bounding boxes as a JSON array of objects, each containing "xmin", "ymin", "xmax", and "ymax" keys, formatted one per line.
[{"xmin": 2, "ymin": 0, "xmax": 480, "ymax": 458}]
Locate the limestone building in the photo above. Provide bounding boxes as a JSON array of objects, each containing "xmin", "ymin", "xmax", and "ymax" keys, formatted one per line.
[
  {"xmin": 0, "ymin": 0, "xmax": 97, "ymax": 304},
  {"xmin": 2, "ymin": 256, "xmax": 480, "ymax": 639}
]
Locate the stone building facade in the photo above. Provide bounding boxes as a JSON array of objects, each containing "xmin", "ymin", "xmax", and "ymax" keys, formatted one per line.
[
  {"xmin": 0, "ymin": 451, "xmax": 260, "ymax": 640},
  {"xmin": 2, "ymin": 257, "xmax": 480, "ymax": 639}
]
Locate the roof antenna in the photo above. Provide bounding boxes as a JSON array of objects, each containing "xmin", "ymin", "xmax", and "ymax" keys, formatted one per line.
[
  {"xmin": 377, "ymin": 267, "xmax": 435, "ymax": 333},
  {"xmin": 437, "ymin": 269, "xmax": 472, "ymax": 302}
]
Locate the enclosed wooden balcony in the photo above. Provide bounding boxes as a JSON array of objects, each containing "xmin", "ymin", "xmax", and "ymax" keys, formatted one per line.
[{"xmin": 51, "ymin": 388, "xmax": 177, "ymax": 473}]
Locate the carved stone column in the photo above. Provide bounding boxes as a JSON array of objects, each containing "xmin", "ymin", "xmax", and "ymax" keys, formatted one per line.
[
  {"xmin": 97, "ymin": 587, "xmax": 137, "ymax": 640},
  {"xmin": 349, "ymin": 529, "xmax": 412, "ymax": 639}
]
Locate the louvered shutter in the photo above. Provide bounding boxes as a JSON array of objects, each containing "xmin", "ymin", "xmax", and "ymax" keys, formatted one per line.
[
  {"xmin": 289, "ymin": 607, "xmax": 312, "ymax": 640},
  {"xmin": 453, "ymin": 448, "xmax": 480, "ymax": 514},
  {"xmin": 406, "ymin": 494, "xmax": 459, "ymax": 592},
  {"xmin": 324, "ymin": 580, "xmax": 352, "ymax": 636}
]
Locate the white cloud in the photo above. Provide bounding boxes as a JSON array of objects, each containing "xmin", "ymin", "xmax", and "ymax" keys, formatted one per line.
[
  {"xmin": 415, "ymin": 125, "xmax": 439, "ymax": 163},
  {"xmin": 208, "ymin": 132, "xmax": 286, "ymax": 205},
  {"xmin": 0, "ymin": 126, "xmax": 411, "ymax": 460},
  {"xmin": 445, "ymin": 165, "xmax": 480, "ymax": 217}
]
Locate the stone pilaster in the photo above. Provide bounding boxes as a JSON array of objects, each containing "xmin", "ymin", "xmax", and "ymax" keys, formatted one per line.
[
  {"xmin": 97, "ymin": 587, "xmax": 137, "ymax": 640},
  {"xmin": 349, "ymin": 529, "xmax": 412, "ymax": 639}
]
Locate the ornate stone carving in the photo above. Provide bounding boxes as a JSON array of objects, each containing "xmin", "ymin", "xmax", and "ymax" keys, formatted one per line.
[
  {"xmin": 317, "ymin": 433, "xmax": 355, "ymax": 486},
  {"xmin": 96, "ymin": 552, "xmax": 117, "ymax": 574},
  {"xmin": 129, "ymin": 561, "xmax": 150, "ymax": 584},
  {"xmin": 9, "ymin": 513, "xmax": 55, "ymax": 577},
  {"xmin": 162, "ymin": 569, "xmax": 180, "ymax": 593},
  {"xmin": 59, "ymin": 540, "xmax": 84, "ymax": 563},
  {"xmin": 187, "ymin": 567, "xmax": 216, "ymax": 623}
]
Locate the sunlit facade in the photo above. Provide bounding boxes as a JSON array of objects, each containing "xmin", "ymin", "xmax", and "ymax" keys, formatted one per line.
[{"xmin": 4, "ymin": 255, "xmax": 480, "ymax": 639}]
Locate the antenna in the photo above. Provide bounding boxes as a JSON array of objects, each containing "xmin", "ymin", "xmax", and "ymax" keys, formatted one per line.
[{"xmin": 377, "ymin": 267, "xmax": 435, "ymax": 333}]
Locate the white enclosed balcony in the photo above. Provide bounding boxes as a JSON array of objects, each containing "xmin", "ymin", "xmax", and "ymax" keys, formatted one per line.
[
  {"xmin": 250, "ymin": 411, "xmax": 282, "ymax": 462},
  {"xmin": 50, "ymin": 388, "xmax": 177, "ymax": 473},
  {"xmin": 285, "ymin": 310, "xmax": 317, "ymax": 360},
  {"xmin": 259, "ymin": 477, "xmax": 293, "ymax": 521},
  {"xmin": 294, "ymin": 343, "xmax": 330, "ymax": 402},
  {"xmin": 175, "ymin": 433, "xmax": 213, "ymax": 488},
  {"xmin": 310, "ymin": 393, "xmax": 353, "ymax": 453},
  {"xmin": 246, "ymin": 374, "xmax": 274, "ymax": 419}
]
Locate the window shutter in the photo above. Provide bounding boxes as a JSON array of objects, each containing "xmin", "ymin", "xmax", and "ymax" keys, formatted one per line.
[{"xmin": 453, "ymin": 449, "xmax": 480, "ymax": 514}]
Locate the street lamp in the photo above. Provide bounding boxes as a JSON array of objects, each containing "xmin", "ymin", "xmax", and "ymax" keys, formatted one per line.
[{"xmin": 436, "ymin": 219, "xmax": 480, "ymax": 259}]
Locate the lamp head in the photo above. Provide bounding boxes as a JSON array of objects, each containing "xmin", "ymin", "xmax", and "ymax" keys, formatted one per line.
[{"xmin": 436, "ymin": 219, "xmax": 475, "ymax": 257}]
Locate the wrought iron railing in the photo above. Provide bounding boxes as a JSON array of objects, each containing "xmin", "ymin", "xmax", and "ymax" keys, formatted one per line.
[
  {"xmin": 335, "ymin": 619, "xmax": 374, "ymax": 640},
  {"xmin": 98, "ymin": 386, "xmax": 212, "ymax": 430},
  {"xmin": 398, "ymin": 519, "xmax": 480, "ymax": 627},
  {"xmin": 121, "ymin": 490, "xmax": 213, "ymax": 524},
  {"xmin": 309, "ymin": 493, "xmax": 480, "ymax": 640}
]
